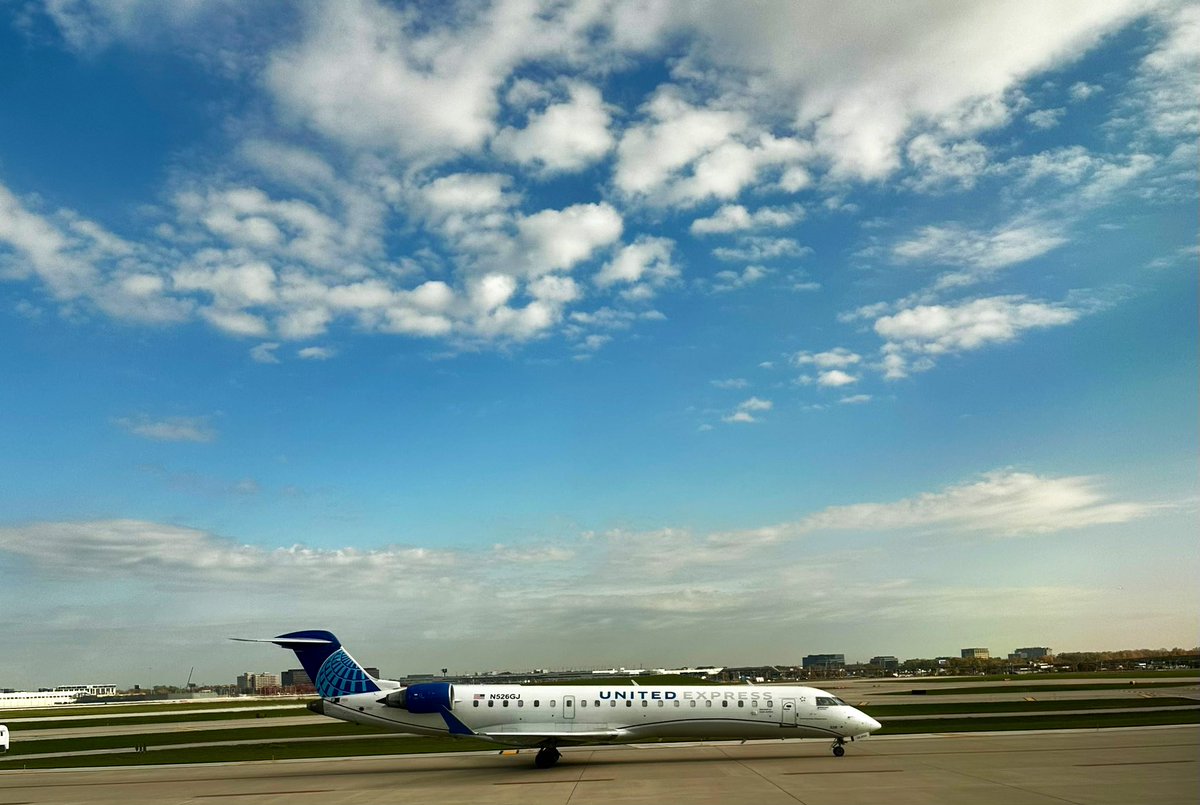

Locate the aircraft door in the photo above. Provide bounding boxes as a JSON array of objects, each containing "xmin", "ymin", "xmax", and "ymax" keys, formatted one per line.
[
  {"xmin": 562, "ymin": 695, "xmax": 575, "ymax": 720},
  {"xmin": 780, "ymin": 698, "xmax": 798, "ymax": 726}
]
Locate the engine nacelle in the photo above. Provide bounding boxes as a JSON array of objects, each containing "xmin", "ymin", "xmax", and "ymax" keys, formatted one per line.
[{"xmin": 382, "ymin": 682, "xmax": 454, "ymax": 713}]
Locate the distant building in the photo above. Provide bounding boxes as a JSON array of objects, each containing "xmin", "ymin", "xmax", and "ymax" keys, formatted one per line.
[
  {"xmin": 281, "ymin": 669, "xmax": 312, "ymax": 687},
  {"xmin": 0, "ymin": 684, "xmax": 118, "ymax": 710},
  {"xmin": 870, "ymin": 656, "xmax": 900, "ymax": 671},
  {"xmin": 802, "ymin": 654, "xmax": 845, "ymax": 671},
  {"xmin": 236, "ymin": 672, "xmax": 280, "ymax": 693},
  {"xmin": 961, "ymin": 648, "xmax": 990, "ymax": 659},
  {"xmin": 364, "ymin": 667, "xmax": 381, "ymax": 679},
  {"xmin": 1009, "ymin": 647, "xmax": 1051, "ymax": 660}
]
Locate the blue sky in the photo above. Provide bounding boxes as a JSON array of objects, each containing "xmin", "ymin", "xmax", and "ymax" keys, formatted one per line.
[{"xmin": 0, "ymin": 0, "xmax": 1196, "ymax": 688}]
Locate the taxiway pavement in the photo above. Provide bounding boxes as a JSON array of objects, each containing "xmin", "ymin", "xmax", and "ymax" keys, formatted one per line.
[{"xmin": 0, "ymin": 725, "xmax": 1195, "ymax": 805}]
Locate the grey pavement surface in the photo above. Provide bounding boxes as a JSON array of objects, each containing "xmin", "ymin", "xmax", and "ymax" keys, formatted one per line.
[{"xmin": 0, "ymin": 726, "xmax": 1195, "ymax": 805}]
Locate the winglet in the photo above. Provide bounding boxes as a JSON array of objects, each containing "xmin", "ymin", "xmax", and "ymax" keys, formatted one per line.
[{"xmin": 439, "ymin": 706, "xmax": 477, "ymax": 737}]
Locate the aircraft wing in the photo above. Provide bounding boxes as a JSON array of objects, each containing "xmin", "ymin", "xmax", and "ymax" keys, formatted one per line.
[{"xmin": 474, "ymin": 728, "xmax": 628, "ymax": 746}]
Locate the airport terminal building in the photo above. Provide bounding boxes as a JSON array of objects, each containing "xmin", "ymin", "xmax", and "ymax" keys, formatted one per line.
[{"xmin": 0, "ymin": 684, "xmax": 118, "ymax": 709}]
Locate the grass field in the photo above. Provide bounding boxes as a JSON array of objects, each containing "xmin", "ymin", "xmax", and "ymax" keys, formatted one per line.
[
  {"xmin": 4, "ymin": 707, "xmax": 313, "ymax": 731},
  {"xmin": 4, "ymin": 709, "xmax": 1198, "ymax": 770},
  {"xmin": 861, "ymin": 697, "xmax": 1200, "ymax": 717},
  {"xmin": 0, "ymin": 698, "xmax": 308, "ymax": 720},
  {"xmin": 868, "ymin": 670, "xmax": 1200, "ymax": 683},
  {"xmin": 885, "ymin": 681, "xmax": 1197, "ymax": 695}
]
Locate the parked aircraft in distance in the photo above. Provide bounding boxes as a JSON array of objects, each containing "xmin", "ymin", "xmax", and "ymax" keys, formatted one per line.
[{"xmin": 237, "ymin": 630, "xmax": 882, "ymax": 768}]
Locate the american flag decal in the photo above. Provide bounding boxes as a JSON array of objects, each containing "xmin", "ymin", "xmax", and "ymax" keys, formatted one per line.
[{"xmin": 474, "ymin": 693, "xmax": 485, "ymax": 700}]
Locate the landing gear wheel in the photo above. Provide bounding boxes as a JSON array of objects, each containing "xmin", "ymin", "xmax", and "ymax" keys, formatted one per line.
[
  {"xmin": 831, "ymin": 739, "xmax": 846, "ymax": 757},
  {"xmin": 534, "ymin": 747, "xmax": 561, "ymax": 768}
]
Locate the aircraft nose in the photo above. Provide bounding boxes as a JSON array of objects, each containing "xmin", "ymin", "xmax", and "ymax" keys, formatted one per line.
[{"xmin": 863, "ymin": 715, "xmax": 881, "ymax": 732}]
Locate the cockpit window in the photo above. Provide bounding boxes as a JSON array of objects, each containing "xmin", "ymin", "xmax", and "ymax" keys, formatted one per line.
[{"xmin": 816, "ymin": 696, "xmax": 840, "ymax": 706}]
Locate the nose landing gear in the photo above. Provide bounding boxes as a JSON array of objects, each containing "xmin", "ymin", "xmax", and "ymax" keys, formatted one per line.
[
  {"xmin": 534, "ymin": 746, "xmax": 562, "ymax": 768},
  {"xmin": 831, "ymin": 738, "xmax": 846, "ymax": 757}
]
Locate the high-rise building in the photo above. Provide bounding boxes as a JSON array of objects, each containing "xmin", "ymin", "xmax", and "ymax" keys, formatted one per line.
[
  {"xmin": 802, "ymin": 654, "xmax": 845, "ymax": 670},
  {"xmin": 236, "ymin": 672, "xmax": 280, "ymax": 693},
  {"xmin": 281, "ymin": 669, "xmax": 312, "ymax": 687},
  {"xmin": 961, "ymin": 648, "xmax": 990, "ymax": 659},
  {"xmin": 1009, "ymin": 647, "xmax": 1051, "ymax": 660},
  {"xmin": 870, "ymin": 655, "xmax": 900, "ymax": 671}
]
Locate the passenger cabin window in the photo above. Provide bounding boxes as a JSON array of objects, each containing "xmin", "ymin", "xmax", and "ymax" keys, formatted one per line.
[
  {"xmin": 580, "ymin": 700, "xmax": 587, "ymax": 708},
  {"xmin": 534, "ymin": 700, "xmax": 540, "ymax": 707},
  {"xmin": 595, "ymin": 700, "xmax": 600, "ymax": 708},
  {"xmin": 610, "ymin": 701, "xmax": 616, "ymax": 707},
  {"xmin": 642, "ymin": 701, "xmax": 648, "ymax": 707},
  {"xmin": 473, "ymin": 701, "xmax": 479, "ymax": 707},
  {"xmin": 722, "ymin": 701, "xmax": 728, "ymax": 707},
  {"xmin": 550, "ymin": 700, "xmax": 556, "ymax": 707},
  {"xmin": 502, "ymin": 700, "xmax": 509, "ymax": 707},
  {"xmin": 738, "ymin": 701, "xmax": 744, "ymax": 707},
  {"xmin": 518, "ymin": 700, "xmax": 524, "ymax": 708},
  {"xmin": 626, "ymin": 701, "xmax": 632, "ymax": 707},
  {"xmin": 488, "ymin": 700, "xmax": 494, "ymax": 707},
  {"xmin": 690, "ymin": 701, "xmax": 696, "ymax": 708}
]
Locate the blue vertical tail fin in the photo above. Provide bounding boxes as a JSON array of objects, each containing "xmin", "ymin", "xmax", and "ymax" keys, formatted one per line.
[{"xmin": 235, "ymin": 630, "xmax": 381, "ymax": 698}]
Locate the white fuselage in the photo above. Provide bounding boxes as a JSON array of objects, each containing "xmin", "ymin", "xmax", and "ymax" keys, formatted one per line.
[{"xmin": 321, "ymin": 683, "xmax": 881, "ymax": 747}]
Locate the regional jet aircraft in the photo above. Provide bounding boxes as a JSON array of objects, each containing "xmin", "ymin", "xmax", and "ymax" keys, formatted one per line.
[{"xmin": 237, "ymin": 630, "xmax": 881, "ymax": 768}]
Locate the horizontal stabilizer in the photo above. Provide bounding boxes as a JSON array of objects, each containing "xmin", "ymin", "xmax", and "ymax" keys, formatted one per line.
[{"xmin": 231, "ymin": 637, "xmax": 334, "ymax": 647}]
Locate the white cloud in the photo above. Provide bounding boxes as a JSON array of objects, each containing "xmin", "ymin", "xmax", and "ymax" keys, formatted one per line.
[
  {"xmin": 249, "ymin": 342, "xmax": 281, "ymax": 364},
  {"xmin": 614, "ymin": 88, "xmax": 808, "ymax": 206},
  {"xmin": 113, "ymin": 415, "xmax": 216, "ymax": 443},
  {"xmin": 1069, "ymin": 81, "xmax": 1103, "ymax": 101},
  {"xmin": 710, "ymin": 265, "xmax": 768, "ymax": 293},
  {"xmin": 905, "ymin": 135, "xmax": 989, "ymax": 191},
  {"xmin": 518, "ymin": 203, "xmax": 624, "ymax": 276},
  {"xmin": 722, "ymin": 396, "xmax": 772, "ymax": 423},
  {"xmin": 297, "ymin": 346, "xmax": 335, "ymax": 360},
  {"xmin": 875, "ymin": 295, "xmax": 1080, "ymax": 378},
  {"xmin": 674, "ymin": 1, "xmax": 1147, "ymax": 180},
  {"xmin": 712, "ymin": 237, "xmax": 809, "ymax": 263},
  {"xmin": 595, "ymin": 236, "xmax": 678, "ymax": 297},
  {"xmin": 793, "ymin": 348, "xmax": 862, "ymax": 369},
  {"xmin": 891, "ymin": 221, "xmax": 1068, "ymax": 290},
  {"xmin": 263, "ymin": 0, "xmax": 598, "ymax": 162},
  {"xmin": 492, "ymin": 82, "xmax": 614, "ymax": 173},
  {"xmin": 690, "ymin": 204, "xmax": 803, "ymax": 235},
  {"xmin": 817, "ymin": 369, "xmax": 858, "ymax": 387},
  {"xmin": 839, "ymin": 394, "xmax": 872, "ymax": 405},
  {"xmin": 711, "ymin": 378, "xmax": 749, "ymax": 389},
  {"xmin": 1026, "ymin": 107, "xmax": 1065, "ymax": 129},
  {"xmin": 785, "ymin": 469, "xmax": 1152, "ymax": 538}
]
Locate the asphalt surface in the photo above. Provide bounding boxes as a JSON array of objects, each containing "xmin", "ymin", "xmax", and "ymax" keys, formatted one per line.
[{"xmin": 0, "ymin": 726, "xmax": 1195, "ymax": 805}]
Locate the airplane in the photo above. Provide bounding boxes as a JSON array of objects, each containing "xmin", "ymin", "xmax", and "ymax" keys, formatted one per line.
[{"xmin": 237, "ymin": 629, "xmax": 882, "ymax": 768}]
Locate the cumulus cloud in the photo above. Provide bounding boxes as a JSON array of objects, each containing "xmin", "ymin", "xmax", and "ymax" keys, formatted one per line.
[
  {"xmin": 722, "ymin": 396, "xmax": 772, "ymax": 423},
  {"xmin": 492, "ymin": 82, "xmax": 614, "ymax": 173},
  {"xmin": 710, "ymin": 265, "xmax": 768, "ymax": 293},
  {"xmin": 518, "ymin": 203, "xmax": 624, "ymax": 276},
  {"xmin": 892, "ymin": 221, "xmax": 1068, "ymax": 290},
  {"xmin": 594, "ymin": 236, "xmax": 678, "ymax": 299},
  {"xmin": 875, "ymin": 295, "xmax": 1080, "ymax": 378},
  {"xmin": 690, "ymin": 204, "xmax": 803, "ymax": 235},
  {"xmin": 793, "ymin": 348, "xmax": 862, "ymax": 369}
]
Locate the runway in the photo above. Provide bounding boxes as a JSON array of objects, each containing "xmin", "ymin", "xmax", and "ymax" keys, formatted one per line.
[{"xmin": 1, "ymin": 726, "xmax": 1195, "ymax": 805}]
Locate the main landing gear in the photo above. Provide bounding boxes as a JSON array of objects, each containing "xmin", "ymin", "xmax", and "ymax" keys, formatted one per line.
[
  {"xmin": 534, "ymin": 746, "xmax": 561, "ymax": 768},
  {"xmin": 831, "ymin": 738, "xmax": 846, "ymax": 757}
]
